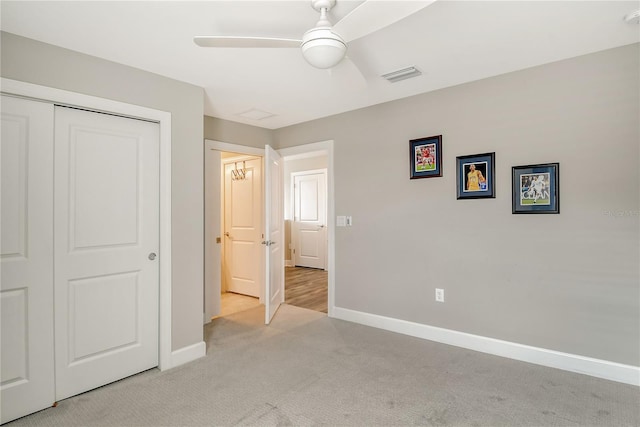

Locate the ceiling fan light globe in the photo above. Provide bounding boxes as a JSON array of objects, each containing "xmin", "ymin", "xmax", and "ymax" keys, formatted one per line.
[{"xmin": 301, "ymin": 27, "xmax": 347, "ymax": 69}]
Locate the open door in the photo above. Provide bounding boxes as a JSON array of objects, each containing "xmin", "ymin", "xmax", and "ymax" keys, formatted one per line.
[{"xmin": 264, "ymin": 145, "xmax": 284, "ymax": 324}]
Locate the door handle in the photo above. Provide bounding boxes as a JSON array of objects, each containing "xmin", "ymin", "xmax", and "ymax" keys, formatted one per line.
[
  {"xmin": 224, "ymin": 232, "xmax": 230, "ymax": 237},
  {"xmin": 318, "ymin": 225, "xmax": 325, "ymax": 228},
  {"xmin": 148, "ymin": 252, "xmax": 157, "ymax": 261}
]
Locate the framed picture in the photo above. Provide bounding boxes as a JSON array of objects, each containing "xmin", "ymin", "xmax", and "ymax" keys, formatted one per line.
[
  {"xmin": 512, "ymin": 163, "xmax": 560, "ymax": 214},
  {"xmin": 410, "ymin": 135, "xmax": 442, "ymax": 179},
  {"xmin": 456, "ymin": 152, "xmax": 495, "ymax": 199}
]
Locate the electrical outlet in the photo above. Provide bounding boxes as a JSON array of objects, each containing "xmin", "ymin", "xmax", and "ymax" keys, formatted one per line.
[{"xmin": 435, "ymin": 288, "xmax": 444, "ymax": 302}]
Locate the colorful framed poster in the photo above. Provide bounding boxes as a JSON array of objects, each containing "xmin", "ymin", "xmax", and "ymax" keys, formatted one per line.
[
  {"xmin": 410, "ymin": 135, "xmax": 442, "ymax": 179},
  {"xmin": 456, "ymin": 152, "xmax": 495, "ymax": 199},
  {"xmin": 512, "ymin": 163, "xmax": 560, "ymax": 214}
]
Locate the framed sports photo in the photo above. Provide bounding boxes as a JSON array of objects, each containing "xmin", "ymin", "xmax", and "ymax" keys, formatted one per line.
[
  {"xmin": 512, "ymin": 163, "xmax": 559, "ymax": 214},
  {"xmin": 456, "ymin": 152, "xmax": 495, "ymax": 199},
  {"xmin": 410, "ymin": 135, "xmax": 442, "ymax": 179}
]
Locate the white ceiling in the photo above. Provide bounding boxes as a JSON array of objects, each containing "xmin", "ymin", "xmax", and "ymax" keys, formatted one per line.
[{"xmin": 2, "ymin": 1, "xmax": 638, "ymax": 129}]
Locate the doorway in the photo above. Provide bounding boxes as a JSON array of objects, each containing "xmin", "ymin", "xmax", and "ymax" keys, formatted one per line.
[
  {"xmin": 222, "ymin": 154, "xmax": 263, "ymax": 298},
  {"xmin": 283, "ymin": 154, "xmax": 329, "ymax": 314},
  {"xmin": 204, "ymin": 140, "xmax": 335, "ymax": 323}
]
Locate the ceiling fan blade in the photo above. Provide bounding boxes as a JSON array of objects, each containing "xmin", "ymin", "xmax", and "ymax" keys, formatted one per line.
[
  {"xmin": 194, "ymin": 36, "xmax": 301, "ymax": 48},
  {"xmin": 333, "ymin": 0, "xmax": 437, "ymax": 43}
]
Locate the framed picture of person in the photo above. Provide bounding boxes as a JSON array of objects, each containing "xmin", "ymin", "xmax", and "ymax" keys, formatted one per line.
[
  {"xmin": 512, "ymin": 163, "xmax": 560, "ymax": 214},
  {"xmin": 410, "ymin": 135, "xmax": 442, "ymax": 179},
  {"xmin": 456, "ymin": 152, "xmax": 495, "ymax": 199}
]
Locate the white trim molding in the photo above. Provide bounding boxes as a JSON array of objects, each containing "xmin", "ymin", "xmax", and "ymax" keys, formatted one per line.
[
  {"xmin": 170, "ymin": 342, "xmax": 207, "ymax": 368},
  {"xmin": 2, "ymin": 78, "xmax": 174, "ymax": 371},
  {"xmin": 332, "ymin": 307, "xmax": 640, "ymax": 386},
  {"xmin": 205, "ymin": 139, "xmax": 265, "ymax": 157}
]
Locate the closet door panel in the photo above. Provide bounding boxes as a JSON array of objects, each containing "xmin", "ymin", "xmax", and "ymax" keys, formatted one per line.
[
  {"xmin": 54, "ymin": 106, "xmax": 160, "ymax": 401},
  {"xmin": 0, "ymin": 95, "xmax": 55, "ymax": 424}
]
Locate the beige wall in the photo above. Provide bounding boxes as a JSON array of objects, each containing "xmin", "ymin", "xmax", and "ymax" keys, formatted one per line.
[
  {"xmin": 1, "ymin": 32, "xmax": 205, "ymax": 351},
  {"xmin": 204, "ymin": 115, "xmax": 272, "ymax": 148},
  {"xmin": 274, "ymin": 44, "xmax": 640, "ymax": 366},
  {"xmin": 7, "ymin": 28, "xmax": 637, "ymax": 367}
]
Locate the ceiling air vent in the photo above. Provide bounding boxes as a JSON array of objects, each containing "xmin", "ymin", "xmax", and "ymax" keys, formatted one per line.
[
  {"xmin": 236, "ymin": 108, "xmax": 276, "ymax": 121},
  {"xmin": 381, "ymin": 66, "xmax": 422, "ymax": 83}
]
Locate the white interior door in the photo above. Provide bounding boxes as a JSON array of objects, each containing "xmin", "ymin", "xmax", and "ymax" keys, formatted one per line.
[
  {"xmin": 53, "ymin": 106, "xmax": 159, "ymax": 401},
  {"xmin": 293, "ymin": 170, "xmax": 327, "ymax": 269},
  {"xmin": 0, "ymin": 96, "xmax": 55, "ymax": 424},
  {"xmin": 264, "ymin": 145, "xmax": 284, "ymax": 324},
  {"xmin": 223, "ymin": 156, "xmax": 262, "ymax": 298}
]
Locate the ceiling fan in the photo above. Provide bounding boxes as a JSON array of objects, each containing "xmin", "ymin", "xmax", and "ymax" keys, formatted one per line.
[{"xmin": 194, "ymin": 0, "xmax": 434, "ymax": 70}]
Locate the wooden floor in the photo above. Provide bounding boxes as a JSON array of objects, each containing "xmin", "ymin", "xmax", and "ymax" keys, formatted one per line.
[
  {"xmin": 216, "ymin": 266, "xmax": 328, "ymax": 319},
  {"xmin": 285, "ymin": 266, "xmax": 328, "ymax": 313},
  {"xmin": 214, "ymin": 292, "xmax": 260, "ymax": 319}
]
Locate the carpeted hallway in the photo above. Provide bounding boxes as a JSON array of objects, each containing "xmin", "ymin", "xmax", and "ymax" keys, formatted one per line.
[{"xmin": 7, "ymin": 304, "xmax": 639, "ymax": 426}]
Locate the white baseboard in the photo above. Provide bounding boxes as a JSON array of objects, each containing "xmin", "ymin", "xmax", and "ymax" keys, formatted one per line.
[
  {"xmin": 332, "ymin": 307, "xmax": 639, "ymax": 386},
  {"xmin": 169, "ymin": 341, "xmax": 206, "ymax": 369},
  {"xmin": 285, "ymin": 260, "xmax": 294, "ymax": 267}
]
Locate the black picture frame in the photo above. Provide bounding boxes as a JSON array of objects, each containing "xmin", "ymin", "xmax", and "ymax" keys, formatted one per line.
[
  {"xmin": 512, "ymin": 163, "xmax": 560, "ymax": 214},
  {"xmin": 456, "ymin": 152, "xmax": 495, "ymax": 199},
  {"xmin": 410, "ymin": 135, "xmax": 442, "ymax": 179}
]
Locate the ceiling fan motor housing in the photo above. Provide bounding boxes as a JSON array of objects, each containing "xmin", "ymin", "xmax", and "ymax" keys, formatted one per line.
[
  {"xmin": 311, "ymin": 0, "xmax": 336, "ymax": 13},
  {"xmin": 301, "ymin": 27, "xmax": 347, "ymax": 69}
]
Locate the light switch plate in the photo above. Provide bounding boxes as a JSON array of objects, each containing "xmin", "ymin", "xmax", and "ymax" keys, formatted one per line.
[{"xmin": 337, "ymin": 215, "xmax": 347, "ymax": 227}]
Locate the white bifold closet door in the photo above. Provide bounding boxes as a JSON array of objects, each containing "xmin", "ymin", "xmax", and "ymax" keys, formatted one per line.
[
  {"xmin": 1, "ymin": 97, "xmax": 160, "ymax": 424},
  {"xmin": 53, "ymin": 106, "xmax": 160, "ymax": 401},
  {"xmin": 1, "ymin": 96, "xmax": 56, "ymax": 424}
]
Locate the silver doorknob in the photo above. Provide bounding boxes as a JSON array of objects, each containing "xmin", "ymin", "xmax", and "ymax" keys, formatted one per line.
[
  {"xmin": 148, "ymin": 253, "xmax": 157, "ymax": 260},
  {"xmin": 224, "ymin": 232, "xmax": 230, "ymax": 237}
]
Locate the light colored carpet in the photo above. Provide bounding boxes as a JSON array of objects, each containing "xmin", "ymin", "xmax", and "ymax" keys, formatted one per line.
[{"xmin": 7, "ymin": 304, "xmax": 639, "ymax": 426}]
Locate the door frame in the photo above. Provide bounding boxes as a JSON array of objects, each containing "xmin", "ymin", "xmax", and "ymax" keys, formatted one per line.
[
  {"xmin": 279, "ymin": 141, "xmax": 335, "ymax": 316},
  {"xmin": 204, "ymin": 139, "xmax": 335, "ymax": 317},
  {"xmin": 1, "ymin": 78, "xmax": 174, "ymax": 371},
  {"xmin": 204, "ymin": 140, "xmax": 265, "ymax": 311}
]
